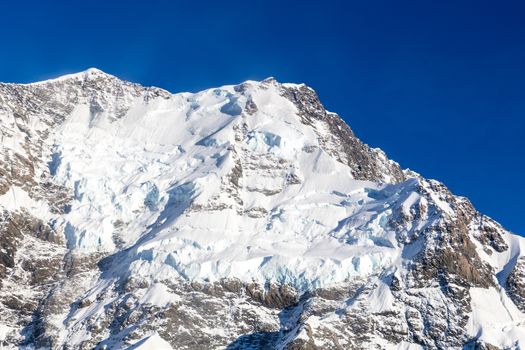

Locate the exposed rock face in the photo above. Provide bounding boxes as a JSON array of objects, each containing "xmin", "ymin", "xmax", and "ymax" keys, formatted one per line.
[
  {"xmin": 507, "ymin": 257, "xmax": 525, "ymax": 312},
  {"xmin": 280, "ymin": 83, "xmax": 406, "ymax": 184},
  {"xmin": 0, "ymin": 210, "xmax": 66, "ymax": 347},
  {"xmin": 0, "ymin": 70, "xmax": 523, "ymax": 350}
]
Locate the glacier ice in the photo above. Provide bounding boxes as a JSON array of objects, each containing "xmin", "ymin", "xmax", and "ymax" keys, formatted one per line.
[{"xmin": 32, "ymin": 77, "xmax": 438, "ymax": 293}]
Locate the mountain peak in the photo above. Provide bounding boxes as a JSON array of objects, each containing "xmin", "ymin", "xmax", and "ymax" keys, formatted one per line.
[
  {"xmin": 16, "ymin": 67, "xmax": 116, "ymax": 86},
  {"xmin": 81, "ymin": 67, "xmax": 112, "ymax": 78}
]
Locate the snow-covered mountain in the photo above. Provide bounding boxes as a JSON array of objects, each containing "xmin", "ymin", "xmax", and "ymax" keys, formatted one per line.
[{"xmin": 0, "ymin": 68, "xmax": 524, "ymax": 349}]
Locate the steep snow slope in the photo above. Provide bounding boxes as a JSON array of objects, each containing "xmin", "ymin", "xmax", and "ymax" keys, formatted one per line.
[
  {"xmin": 0, "ymin": 69, "xmax": 524, "ymax": 349},
  {"xmin": 47, "ymin": 73, "xmax": 411, "ymax": 291}
]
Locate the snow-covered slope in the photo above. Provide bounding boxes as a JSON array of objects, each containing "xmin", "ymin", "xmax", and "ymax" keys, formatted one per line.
[{"xmin": 0, "ymin": 69, "xmax": 524, "ymax": 349}]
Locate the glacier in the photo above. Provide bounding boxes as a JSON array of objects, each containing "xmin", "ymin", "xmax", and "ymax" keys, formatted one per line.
[{"xmin": 43, "ymin": 70, "xmax": 416, "ymax": 292}]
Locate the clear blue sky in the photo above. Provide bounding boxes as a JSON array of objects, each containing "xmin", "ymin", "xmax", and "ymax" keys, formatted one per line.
[{"xmin": 1, "ymin": 1, "xmax": 523, "ymax": 234}]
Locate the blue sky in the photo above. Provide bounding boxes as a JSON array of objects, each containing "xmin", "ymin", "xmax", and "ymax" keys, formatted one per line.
[{"xmin": 1, "ymin": 0, "xmax": 524, "ymax": 233}]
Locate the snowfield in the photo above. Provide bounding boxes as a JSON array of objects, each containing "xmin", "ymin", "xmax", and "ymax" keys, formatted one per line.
[{"xmin": 45, "ymin": 72, "xmax": 420, "ymax": 292}]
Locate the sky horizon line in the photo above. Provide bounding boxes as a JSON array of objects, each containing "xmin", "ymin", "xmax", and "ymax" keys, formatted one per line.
[{"xmin": 1, "ymin": 0, "xmax": 523, "ymax": 234}]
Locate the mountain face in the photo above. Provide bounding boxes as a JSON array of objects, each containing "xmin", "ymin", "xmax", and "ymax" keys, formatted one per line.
[{"xmin": 0, "ymin": 69, "xmax": 523, "ymax": 350}]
